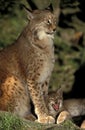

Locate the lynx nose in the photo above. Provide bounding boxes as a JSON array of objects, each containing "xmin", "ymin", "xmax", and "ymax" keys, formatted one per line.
[
  {"xmin": 53, "ymin": 25, "xmax": 56, "ymax": 32},
  {"xmin": 53, "ymin": 28, "xmax": 56, "ymax": 32}
]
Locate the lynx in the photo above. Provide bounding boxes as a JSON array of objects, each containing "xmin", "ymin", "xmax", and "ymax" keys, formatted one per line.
[
  {"xmin": 47, "ymin": 90, "xmax": 85, "ymax": 125},
  {"xmin": 0, "ymin": 7, "xmax": 59, "ymax": 124}
]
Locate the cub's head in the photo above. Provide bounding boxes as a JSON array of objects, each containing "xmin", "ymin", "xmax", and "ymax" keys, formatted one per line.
[
  {"xmin": 25, "ymin": 6, "xmax": 60, "ymax": 40},
  {"xmin": 47, "ymin": 88, "xmax": 63, "ymax": 118}
]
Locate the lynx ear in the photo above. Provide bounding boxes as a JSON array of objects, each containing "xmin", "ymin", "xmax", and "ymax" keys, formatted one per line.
[
  {"xmin": 27, "ymin": 10, "xmax": 34, "ymax": 20},
  {"xmin": 23, "ymin": 5, "xmax": 34, "ymax": 20},
  {"xmin": 45, "ymin": 4, "xmax": 53, "ymax": 12},
  {"xmin": 54, "ymin": 8, "xmax": 60, "ymax": 16},
  {"xmin": 56, "ymin": 87, "xmax": 63, "ymax": 97},
  {"xmin": 53, "ymin": 8, "xmax": 60, "ymax": 23}
]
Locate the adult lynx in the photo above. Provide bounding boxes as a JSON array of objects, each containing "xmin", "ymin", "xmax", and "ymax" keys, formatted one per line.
[{"xmin": 0, "ymin": 7, "xmax": 59, "ymax": 123}]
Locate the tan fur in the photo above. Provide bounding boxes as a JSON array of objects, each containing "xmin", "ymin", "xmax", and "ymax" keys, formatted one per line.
[
  {"xmin": 63, "ymin": 99, "xmax": 85, "ymax": 117},
  {"xmin": 0, "ymin": 8, "xmax": 59, "ymax": 124}
]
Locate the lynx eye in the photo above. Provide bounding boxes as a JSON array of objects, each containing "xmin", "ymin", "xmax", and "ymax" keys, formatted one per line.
[{"xmin": 47, "ymin": 19, "xmax": 52, "ymax": 25}]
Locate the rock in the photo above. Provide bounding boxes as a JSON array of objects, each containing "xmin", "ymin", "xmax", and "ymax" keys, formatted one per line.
[{"xmin": 0, "ymin": 111, "xmax": 81, "ymax": 130}]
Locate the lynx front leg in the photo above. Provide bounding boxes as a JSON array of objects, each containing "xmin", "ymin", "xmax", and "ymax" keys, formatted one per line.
[
  {"xmin": 27, "ymin": 80, "xmax": 55, "ymax": 124},
  {"xmin": 25, "ymin": 114, "xmax": 36, "ymax": 121},
  {"xmin": 42, "ymin": 78, "xmax": 50, "ymax": 98}
]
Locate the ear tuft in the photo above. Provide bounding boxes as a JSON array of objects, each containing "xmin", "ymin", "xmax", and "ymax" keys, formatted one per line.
[
  {"xmin": 45, "ymin": 4, "xmax": 53, "ymax": 12},
  {"xmin": 22, "ymin": 5, "xmax": 34, "ymax": 20},
  {"xmin": 56, "ymin": 87, "xmax": 63, "ymax": 97}
]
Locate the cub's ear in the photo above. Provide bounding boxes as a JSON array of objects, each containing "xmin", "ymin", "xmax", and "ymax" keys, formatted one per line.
[
  {"xmin": 23, "ymin": 5, "xmax": 34, "ymax": 20},
  {"xmin": 56, "ymin": 87, "xmax": 63, "ymax": 97}
]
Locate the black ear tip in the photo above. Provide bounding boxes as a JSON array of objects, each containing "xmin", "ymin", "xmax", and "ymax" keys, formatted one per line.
[
  {"xmin": 21, "ymin": 5, "xmax": 34, "ymax": 20},
  {"xmin": 21, "ymin": 4, "xmax": 32, "ymax": 12},
  {"xmin": 57, "ymin": 87, "xmax": 63, "ymax": 94},
  {"xmin": 45, "ymin": 4, "xmax": 53, "ymax": 12}
]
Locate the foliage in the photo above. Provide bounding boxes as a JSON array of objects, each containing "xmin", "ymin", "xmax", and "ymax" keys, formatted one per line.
[
  {"xmin": 0, "ymin": 0, "xmax": 26, "ymax": 48},
  {"xmin": 0, "ymin": 111, "xmax": 27, "ymax": 130}
]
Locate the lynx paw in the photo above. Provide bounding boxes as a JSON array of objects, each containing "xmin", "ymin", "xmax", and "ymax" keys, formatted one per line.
[
  {"xmin": 56, "ymin": 111, "xmax": 71, "ymax": 124},
  {"xmin": 25, "ymin": 114, "xmax": 36, "ymax": 121},
  {"xmin": 35, "ymin": 116, "xmax": 55, "ymax": 124},
  {"xmin": 80, "ymin": 120, "xmax": 85, "ymax": 129}
]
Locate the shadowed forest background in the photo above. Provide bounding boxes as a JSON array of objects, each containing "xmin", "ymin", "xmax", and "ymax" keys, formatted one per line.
[{"xmin": 0, "ymin": 0, "xmax": 85, "ymax": 99}]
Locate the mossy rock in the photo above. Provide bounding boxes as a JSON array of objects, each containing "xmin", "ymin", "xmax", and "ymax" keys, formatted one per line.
[{"xmin": 0, "ymin": 111, "xmax": 82, "ymax": 130}]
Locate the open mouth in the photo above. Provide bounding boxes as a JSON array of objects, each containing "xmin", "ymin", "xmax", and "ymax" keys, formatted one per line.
[{"xmin": 52, "ymin": 104, "xmax": 59, "ymax": 111}]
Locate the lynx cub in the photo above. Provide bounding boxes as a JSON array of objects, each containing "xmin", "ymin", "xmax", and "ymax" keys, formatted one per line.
[
  {"xmin": 47, "ymin": 90, "xmax": 85, "ymax": 124},
  {"xmin": 47, "ymin": 89, "xmax": 63, "ymax": 118},
  {"xmin": 0, "ymin": 7, "xmax": 59, "ymax": 124}
]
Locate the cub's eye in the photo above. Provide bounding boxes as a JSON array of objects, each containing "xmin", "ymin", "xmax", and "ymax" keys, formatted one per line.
[{"xmin": 47, "ymin": 19, "xmax": 51, "ymax": 25}]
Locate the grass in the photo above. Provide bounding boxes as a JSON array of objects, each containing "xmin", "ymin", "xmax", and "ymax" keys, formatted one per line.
[
  {"xmin": 0, "ymin": 111, "xmax": 81, "ymax": 130},
  {"xmin": 0, "ymin": 112, "xmax": 27, "ymax": 130}
]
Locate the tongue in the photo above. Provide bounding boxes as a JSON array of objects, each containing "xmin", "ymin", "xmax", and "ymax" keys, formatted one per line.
[{"xmin": 53, "ymin": 104, "xmax": 59, "ymax": 111}]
